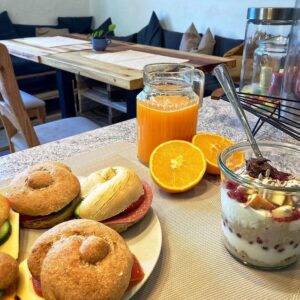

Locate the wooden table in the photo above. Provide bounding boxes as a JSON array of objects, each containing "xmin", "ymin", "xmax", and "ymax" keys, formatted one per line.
[{"xmin": 2, "ymin": 36, "xmax": 236, "ymax": 118}]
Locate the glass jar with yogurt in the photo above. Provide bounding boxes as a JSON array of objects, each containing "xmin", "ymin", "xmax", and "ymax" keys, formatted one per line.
[{"xmin": 218, "ymin": 141, "xmax": 300, "ymax": 269}]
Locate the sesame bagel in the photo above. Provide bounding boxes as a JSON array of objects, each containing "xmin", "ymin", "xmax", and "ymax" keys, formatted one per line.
[
  {"xmin": 28, "ymin": 219, "xmax": 133, "ymax": 300},
  {"xmin": 0, "ymin": 195, "xmax": 10, "ymax": 226},
  {"xmin": 0, "ymin": 252, "xmax": 19, "ymax": 291},
  {"xmin": 8, "ymin": 162, "xmax": 80, "ymax": 216}
]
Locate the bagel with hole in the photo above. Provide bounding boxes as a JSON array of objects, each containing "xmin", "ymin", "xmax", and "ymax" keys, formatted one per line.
[
  {"xmin": 0, "ymin": 251, "xmax": 19, "ymax": 298},
  {"xmin": 7, "ymin": 162, "xmax": 80, "ymax": 229},
  {"xmin": 75, "ymin": 166, "xmax": 153, "ymax": 232},
  {"xmin": 23, "ymin": 219, "xmax": 139, "ymax": 300}
]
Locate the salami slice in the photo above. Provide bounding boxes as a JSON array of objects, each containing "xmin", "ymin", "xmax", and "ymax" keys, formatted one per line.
[{"xmin": 103, "ymin": 180, "xmax": 153, "ymax": 232}]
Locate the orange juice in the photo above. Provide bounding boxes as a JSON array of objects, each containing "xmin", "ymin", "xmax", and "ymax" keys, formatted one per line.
[{"xmin": 137, "ymin": 95, "xmax": 199, "ymax": 164}]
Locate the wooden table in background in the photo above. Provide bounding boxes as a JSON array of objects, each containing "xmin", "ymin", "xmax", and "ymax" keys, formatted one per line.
[{"xmin": 2, "ymin": 36, "xmax": 236, "ymax": 118}]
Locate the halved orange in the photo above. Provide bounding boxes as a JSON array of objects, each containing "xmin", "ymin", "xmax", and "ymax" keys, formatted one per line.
[
  {"xmin": 192, "ymin": 133, "xmax": 233, "ymax": 175},
  {"xmin": 149, "ymin": 140, "xmax": 207, "ymax": 193}
]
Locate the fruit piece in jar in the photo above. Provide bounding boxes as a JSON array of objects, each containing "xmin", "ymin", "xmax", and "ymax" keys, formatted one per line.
[
  {"xmin": 246, "ymin": 194, "xmax": 275, "ymax": 210},
  {"xmin": 227, "ymin": 189, "xmax": 247, "ymax": 203},
  {"xmin": 269, "ymin": 193, "xmax": 286, "ymax": 206},
  {"xmin": 272, "ymin": 205, "xmax": 294, "ymax": 219},
  {"xmin": 223, "ymin": 180, "xmax": 239, "ymax": 190}
]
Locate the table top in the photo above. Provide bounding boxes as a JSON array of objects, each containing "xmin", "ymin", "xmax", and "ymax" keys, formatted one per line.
[
  {"xmin": 1, "ymin": 97, "xmax": 300, "ymax": 300},
  {"xmin": 0, "ymin": 96, "xmax": 298, "ymax": 180},
  {"xmin": 2, "ymin": 36, "xmax": 236, "ymax": 90}
]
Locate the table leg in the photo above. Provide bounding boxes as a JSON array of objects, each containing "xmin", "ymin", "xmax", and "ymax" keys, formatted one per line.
[
  {"xmin": 124, "ymin": 89, "xmax": 141, "ymax": 119},
  {"xmin": 56, "ymin": 70, "xmax": 76, "ymax": 118}
]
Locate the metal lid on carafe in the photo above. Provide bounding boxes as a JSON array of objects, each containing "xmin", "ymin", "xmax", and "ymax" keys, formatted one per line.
[{"xmin": 247, "ymin": 7, "xmax": 294, "ymax": 21}]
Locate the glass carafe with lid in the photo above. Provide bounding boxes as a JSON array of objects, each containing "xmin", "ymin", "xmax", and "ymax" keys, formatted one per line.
[
  {"xmin": 137, "ymin": 63, "xmax": 204, "ymax": 164},
  {"xmin": 240, "ymin": 7, "xmax": 294, "ymax": 95}
]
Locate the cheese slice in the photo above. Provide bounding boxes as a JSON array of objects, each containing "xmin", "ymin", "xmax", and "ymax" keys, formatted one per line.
[
  {"xmin": 17, "ymin": 260, "xmax": 44, "ymax": 300},
  {"xmin": 0, "ymin": 210, "xmax": 19, "ymax": 259}
]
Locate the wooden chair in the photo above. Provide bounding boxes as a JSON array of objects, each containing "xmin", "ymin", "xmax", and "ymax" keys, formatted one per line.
[{"xmin": 0, "ymin": 43, "xmax": 99, "ymax": 152}]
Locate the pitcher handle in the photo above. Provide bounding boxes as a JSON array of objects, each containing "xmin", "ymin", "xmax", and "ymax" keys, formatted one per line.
[{"xmin": 193, "ymin": 69, "xmax": 205, "ymax": 107}]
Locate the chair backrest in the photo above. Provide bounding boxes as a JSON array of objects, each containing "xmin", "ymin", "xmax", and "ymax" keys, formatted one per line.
[{"xmin": 0, "ymin": 43, "xmax": 40, "ymax": 150}]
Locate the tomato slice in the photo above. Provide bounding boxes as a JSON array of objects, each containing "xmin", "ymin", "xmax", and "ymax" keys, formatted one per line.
[
  {"xmin": 32, "ymin": 277, "xmax": 43, "ymax": 297},
  {"xmin": 130, "ymin": 255, "xmax": 144, "ymax": 282}
]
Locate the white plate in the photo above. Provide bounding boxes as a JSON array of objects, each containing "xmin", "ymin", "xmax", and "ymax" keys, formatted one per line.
[
  {"xmin": 123, "ymin": 208, "xmax": 162, "ymax": 299},
  {"xmin": 0, "ymin": 183, "xmax": 162, "ymax": 300}
]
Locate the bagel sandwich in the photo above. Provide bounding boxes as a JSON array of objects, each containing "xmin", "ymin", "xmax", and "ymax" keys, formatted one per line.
[
  {"xmin": 0, "ymin": 252, "xmax": 19, "ymax": 299},
  {"xmin": 7, "ymin": 162, "xmax": 80, "ymax": 229},
  {"xmin": 0, "ymin": 194, "xmax": 19, "ymax": 259},
  {"xmin": 17, "ymin": 219, "xmax": 144, "ymax": 300},
  {"xmin": 75, "ymin": 166, "xmax": 153, "ymax": 232}
]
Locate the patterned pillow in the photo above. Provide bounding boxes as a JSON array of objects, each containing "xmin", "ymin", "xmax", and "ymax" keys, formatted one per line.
[
  {"xmin": 192, "ymin": 28, "xmax": 215, "ymax": 55},
  {"xmin": 179, "ymin": 23, "xmax": 201, "ymax": 52}
]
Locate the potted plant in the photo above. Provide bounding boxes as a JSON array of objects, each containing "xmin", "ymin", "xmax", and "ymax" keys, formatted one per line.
[{"xmin": 91, "ymin": 24, "xmax": 116, "ymax": 51}]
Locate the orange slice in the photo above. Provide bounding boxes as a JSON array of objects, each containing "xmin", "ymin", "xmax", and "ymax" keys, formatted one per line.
[
  {"xmin": 192, "ymin": 133, "xmax": 233, "ymax": 175},
  {"xmin": 226, "ymin": 151, "xmax": 245, "ymax": 171},
  {"xmin": 149, "ymin": 140, "xmax": 206, "ymax": 193}
]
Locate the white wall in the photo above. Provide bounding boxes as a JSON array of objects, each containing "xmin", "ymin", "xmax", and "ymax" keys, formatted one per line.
[
  {"xmin": 90, "ymin": 0, "xmax": 295, "ymax": 39},
  {"xmin": 0, "ymin": 0, "xmax": 91, "ymax": 25}
]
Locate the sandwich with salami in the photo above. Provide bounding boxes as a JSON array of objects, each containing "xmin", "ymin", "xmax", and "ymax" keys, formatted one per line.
[
  {"xmin": 75, "ymin": 166, "xmax": 153, "ymax": 232},
  {"xmin": 17, "ymin": 219, "xmax": 144, "ymax": 300},
  {"xmin": 7, "ymin": 162, "xmax": 80, "ymax": 229}
]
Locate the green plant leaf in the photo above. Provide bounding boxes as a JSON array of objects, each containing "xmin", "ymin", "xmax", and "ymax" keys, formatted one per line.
[
  {"xmin": 108, "ymin": 24, "xmax": 116, "ymax": 32},
  {"xmin": 93, "ymin": 29, "xmax": 104, "ymax": 38}
]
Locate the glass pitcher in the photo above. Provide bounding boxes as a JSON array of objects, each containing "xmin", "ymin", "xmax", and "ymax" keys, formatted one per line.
[{"xmin": 137, "ymin": 63, "xmax": 204, "ymax": 164}]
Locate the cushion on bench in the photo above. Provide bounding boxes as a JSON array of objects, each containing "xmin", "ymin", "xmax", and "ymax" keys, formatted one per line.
[
  {"xmin": 13, "ymin": 24, "xmax": 61, "ymax": 38},
  {"xmin": 137, "ymin": 11, "xmax": 163, "ymax": 46},
  {"xmin": 58, "ymin": 17, "xmax": 93, "ymax": 34},
  {"xmin": 162, "ymin": 30, "xmax": 183, "ymax": 50},
  {"xmin": 0, "ymin": 11, "xmax": 18, "ymax": 40},
  {"xmin": 94, "ymin": 17, "xmax": 115, "ymax": 36},
  {"xmin": 12, "ymin": 56, "xmax": 53, "ymax": 77},
  {"xmin": 213, "ymin": 35, "xmax": 243, "ymax": 57}
]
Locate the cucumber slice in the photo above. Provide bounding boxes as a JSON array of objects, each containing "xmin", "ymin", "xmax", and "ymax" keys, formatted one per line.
[
  {"xmin": 74, "ymin": 201, "xmax": 82, "ymax": 219},
  {"xmin": 0, "ymin": 220, "xmax": 12, "ymax": 246}
]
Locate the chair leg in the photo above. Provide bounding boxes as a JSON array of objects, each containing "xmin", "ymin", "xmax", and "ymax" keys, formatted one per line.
[{"xmin": 37, "ymin": 106, "xmax": 46, "ymax": 123}]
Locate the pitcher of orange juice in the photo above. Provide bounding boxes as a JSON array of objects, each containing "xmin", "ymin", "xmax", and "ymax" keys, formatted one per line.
[{"xmin": 137, "ymin": 63, "xmax": 204, "ymax": 164}]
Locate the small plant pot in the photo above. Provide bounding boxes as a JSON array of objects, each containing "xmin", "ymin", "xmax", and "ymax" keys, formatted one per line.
[{"xmin": 92, "ymin": 38, "xmax": 111, "ymax": 51}]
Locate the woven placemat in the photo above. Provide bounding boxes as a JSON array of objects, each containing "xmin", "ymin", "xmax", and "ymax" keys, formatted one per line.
[{"xmin": 2, "ymin": 141, "xmax": 299, "ymax": 299}]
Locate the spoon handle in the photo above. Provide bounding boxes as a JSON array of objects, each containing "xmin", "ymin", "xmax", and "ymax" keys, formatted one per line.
[{"xmin": 213, "ymin": 64, "xmax": 263, "ymax": 159}]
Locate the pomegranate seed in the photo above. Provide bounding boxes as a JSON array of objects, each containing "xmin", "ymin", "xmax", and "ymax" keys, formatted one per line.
[
  {"xmin": 256, "ymin": 237, "xmax": 263, "ymax": 244},
  {"xmin": 224, "ymin": 180, "xmax": 239, "ymax": 190},
  {"xmin": 227, "ymin": 190, "xmax": 247, "ymax": 203}
]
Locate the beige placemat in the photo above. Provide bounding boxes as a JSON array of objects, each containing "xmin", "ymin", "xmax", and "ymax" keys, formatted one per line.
[{"xmin": 2, "ymin": 141, "xmax": 300, "ymax": 299}]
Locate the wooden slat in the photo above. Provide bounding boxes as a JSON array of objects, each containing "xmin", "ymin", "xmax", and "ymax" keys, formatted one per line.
[
  {"xmin": 42, "ymin": 50, "xmax": 143, "ymax": 90},
  {"xmin": 0, "ymin": 44, "xmax": 40, "ymax": 149}
]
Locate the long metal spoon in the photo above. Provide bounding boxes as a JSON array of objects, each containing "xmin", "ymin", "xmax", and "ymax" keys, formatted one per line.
[{"xmin": 213, "ymin": 64, "xmax": 263, "ymax": 159}]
